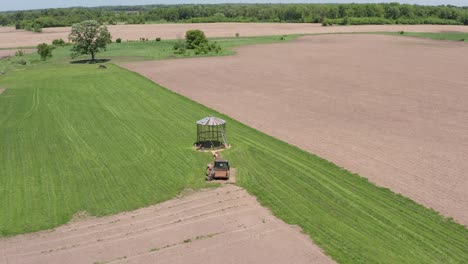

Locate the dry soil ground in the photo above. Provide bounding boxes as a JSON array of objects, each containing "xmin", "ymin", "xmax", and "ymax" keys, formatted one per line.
[
  {"xmin": 1, "ymin": 23, "xmax": 468, "ymax": 48},
  {"xmin": 122, "ymin": 34, "xmax": 468, "ymax": 225},
  {"xmin": 0, "ymin": 185, "xmax": 334, "ymax": 264}
]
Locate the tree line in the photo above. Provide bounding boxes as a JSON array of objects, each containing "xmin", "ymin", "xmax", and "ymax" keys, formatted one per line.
[{"xmin": 1, "ymin": 3, "xmax": 467, "ymax": 31}]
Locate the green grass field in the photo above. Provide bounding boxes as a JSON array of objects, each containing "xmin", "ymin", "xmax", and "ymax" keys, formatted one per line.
[
  {"xmin": 1, "ymin": 34, "xmax": 467, "ymax": 263},
  {"xmin": 0, "ymin": 35, "xmax": 297, "ymax": 72}
]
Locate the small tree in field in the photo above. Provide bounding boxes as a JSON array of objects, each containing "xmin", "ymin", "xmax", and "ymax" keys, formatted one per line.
[
  {"xmin": 37, "ymin": 43, "xmax": 54, "ymax": 60},
  {"xmin": 69, "ymin": 20, "xmax": 112, "ymax": 62},
  {"xmin": 185, "ymin": 30, "xmax": 208, "ymax": 49}
]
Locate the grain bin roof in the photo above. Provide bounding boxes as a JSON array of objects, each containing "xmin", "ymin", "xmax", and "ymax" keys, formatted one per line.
[{"xmin": 196, "ymin": 116, "xmax": 226, "ymax": 126}]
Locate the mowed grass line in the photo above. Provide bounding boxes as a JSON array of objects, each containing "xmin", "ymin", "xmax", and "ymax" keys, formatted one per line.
[
  {"xmin": 0, "ymin": 63, "xmax": 466, "ymax": 263},
  {"xmin": 381, "ymin": 31, "xmax": 468, "ymax": 42}
]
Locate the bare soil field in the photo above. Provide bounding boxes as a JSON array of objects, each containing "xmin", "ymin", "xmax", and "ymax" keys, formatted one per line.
[
  {"xmin": 1, "ymin": 23, "xmax": 468, "ymax": 48},
  {"xmin": 0, "ymin": 88, "xmax": 4, "ymax": 95},
  {"xmin": 122, "ymin": 34, "xmax": 468, "ymax": 225},
  {"xmin": 0, "ymin": 185, "xmax": 333, "ymax": 264}
]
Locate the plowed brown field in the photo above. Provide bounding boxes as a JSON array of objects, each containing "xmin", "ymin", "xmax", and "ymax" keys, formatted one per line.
[
  {"xmin": 122, "ymin": 34, "xmax": 468, "ymax": 225},
  {"xmin": 1, "ymin": 23, "xmax": 468, "ymax": 48},
  {"xmin": 0, "ymin": 185, "xmax": 334, "ymax": 264}
]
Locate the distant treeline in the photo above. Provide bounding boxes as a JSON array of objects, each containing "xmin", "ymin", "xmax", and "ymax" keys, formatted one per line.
[{"xmin": 1, "ymin": 3, "xmax": 467, "ymax": 32}]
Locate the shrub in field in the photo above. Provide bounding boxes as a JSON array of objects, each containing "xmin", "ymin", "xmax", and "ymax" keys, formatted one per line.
[
  {"xmin": 212, "ymin": 42, "xmax": 221, "ymax": 53},
  {"xmin": 185, "ymin": 30, "xmax": 208, "ymax": 49},
  {"xmin": 37, "ymin": 43, "xmax": 55, "ymax": 60},
  {"xmin": 193, "ymin": 41, "xmax": 222, "ymax": 55},
  {"xmin": 184, "ymin": 29, "xmax": 221, "ymax": 54},
  {"xmin": 116, "ymin": 38, "xmax": 122, "ymax": 43},
  {"xmin": 15, "ymin": 50, "xmax": 25, "ymax": 57},
  {"xmin": 173, "ymin": 39, "xmax": 186, "ymax": 54},
  {"xmin": 156, "ymin": 37, "xmax": 161, "ymax": 41},
  {"xmin": 69, "ymin": 20, "xmax": 112, "ymax": 62},
  {"xmin": 194, "ymin": 43, "xmax": 208, "ymax": 55},
  {"xmin": 52, "ymin": 38, "xmax": 66, "ymax": 46},
  {"xmin": 235, "ymin": 32, "xmax": 240, "ymax": 37},
  {"xmin": 399, "ymin": 31, "xmax": 405, "ymax": 35},
  {"xmin": 17, "ymin": 59, "xmax": 27, "ymax": 65}
]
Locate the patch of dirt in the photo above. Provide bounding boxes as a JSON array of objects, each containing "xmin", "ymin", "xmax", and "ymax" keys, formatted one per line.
[
  {"xmin": 121, "ymin": 34, "xmax": 468, "ymax": 225},
  {"xmin": 0, "ymin": 186, "xmax": 334, "ymax": 264},
  {"xmin": 69, "ymin": 210, "xmax": 94, "ymax": 223},
  {"xmin": 1, "ymin": 23, "xmax": 468, "ymax": 48},
  {"xmin": 0, "ymin": 88, "xmax": 5, "ymax": 95}
]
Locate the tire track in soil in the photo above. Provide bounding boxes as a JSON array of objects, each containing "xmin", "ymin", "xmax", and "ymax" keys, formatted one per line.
[{"xmin": 0, "ymin": 185, "xmax": 334, "ymax": 264}]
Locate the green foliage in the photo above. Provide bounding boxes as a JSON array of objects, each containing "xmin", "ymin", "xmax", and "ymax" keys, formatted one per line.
[
  {"xmin": 19, "ymin": 20, "xmax": 43, "ymax": 32},
  {"xmin": 116, "ymin": 38, "xmax": 122, "ymax": 43},
  {"xmin": 69, "ymin": 20, "xmax": 112, "ymax": 62},
  {"xmin": 36, "ymin": 43, "xmax": 54, "ymax": 60},
  {"xmin": 128, "ymin": 16, "xmax": 146, "ymax": 24},
  {"xmin": 396, "ymin": 17, "xmax": 462, "ymax": 25},
  {"xmin": 173, "ymin": 39, "xmax": 186, "ymax": 54},
  {"xmin": 324, "ymin": 17, "xmax": 395, "ymax": 26},
  {"xmin": 0, "ymin": 63, "xmax": 466, "ymax": 263},
  {"xmin": 15, "ymin": 50, "xmax": 25, "ymax": 57},
  {"xmin": 185, "ymin": 29, "xmax": 208, "ymax": 49},
  {"xmin": 184, "ymin": 30, "xmax": 221, "ymax": 55},
  {"xmin": 2, "ymin": 3, "xmax": 468, "ymax": 26},
  {"xmin": 33, "ymin": 23, "xmax": 42, "ymax": 33},
  {"xmin": 52, "ymin": 38, "xmax": 66, "ymax": 46},
  {"xmin": 17, "ymin": 59, "xmax": 27, "ymax": 65},
  {"xmin": 155, "ymin": 37, "xmax": 161, "ymax": 41}
]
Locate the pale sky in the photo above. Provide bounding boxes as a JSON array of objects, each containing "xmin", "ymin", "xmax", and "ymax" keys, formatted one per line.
[{"xmin": 1, "ymin": 1, "xmax": 467, "ymax": 12}]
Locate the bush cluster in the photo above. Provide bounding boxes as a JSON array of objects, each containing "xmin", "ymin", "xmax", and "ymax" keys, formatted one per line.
[
  {"xmin": 173, "ymin": 30, "xmax": 221, "ymax": 55},
  {"xmin": 15, "ymin": 50, "xmax": 25, "ymax": 57},
  {"xmin": 52, "ymin": 38, "xmax": 66, "ymax": 46},
  {"xmin": 173, "ymin": 39, "xmax": 186, "ymax": 54},
  {"xmin": 37, "ymin": 43, "xmax": 55, "ymax": 61},
  {"xmin": 21, "ymin": 21, "xmax": 43, "ymax": 32}
]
